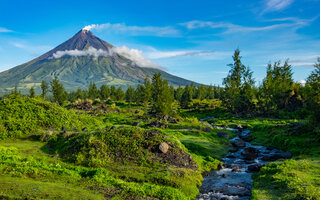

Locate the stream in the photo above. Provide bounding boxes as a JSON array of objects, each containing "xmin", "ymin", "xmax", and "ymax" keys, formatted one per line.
[{"xmin": 197, "ymin": 120, "xmax": 291, "ymax": 200}]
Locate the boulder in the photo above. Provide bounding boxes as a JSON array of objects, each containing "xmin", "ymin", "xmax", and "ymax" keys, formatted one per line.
[
  {"xmin": 241, "ymin": 147, "xmax": 259, "ymax": 160},
  {"xmin": 217, "ymin": 132, "xmax": 229, "ymax": 139},
  {"xmin": 247, "ymin": 164, "xmax": 262, "ymax": 172},
  {"xmin": 232, "ymin": 138, "xmax": 246, "ymax": 148},
  {"xmin": 222, "ymin": 174, "xmax": 228, "ymax": 178},
  {"xmin": 159, "ymin": 142, "xmax": 169, "ymax": 153}
]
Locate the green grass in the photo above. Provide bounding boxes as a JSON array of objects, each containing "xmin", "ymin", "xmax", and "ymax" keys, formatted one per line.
[
  {"xmin": 5, "ymin": 97, "xmax": 318, "ymax": 199},
  {"xmin": 252, "ymin": 159, "xmax": 320, "ymax": 200}
]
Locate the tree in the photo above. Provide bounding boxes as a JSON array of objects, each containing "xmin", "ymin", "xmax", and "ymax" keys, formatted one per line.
[
  {"xmin": 195, "ymin": 85, "xmax": 206, "ymax": 100},
  {"xmin": 135, "ymin": 84, "xmax": 145, "ymax": 104},
  {"xmin": 151, "ymin": 73, "xmax": 174, "ymax": 115},
  {"xmin": 110, "ymin": 85, "xmax": 116, "ymax": 100},
  {"xmin": 41, "ymin": 80, "xmax": 48, "ymax": 98},
  {"xmin": 29, "ymin": 87, "xmax": 35, "ymax": 98},
  {"xmin": 11, "ymin": 84, "xmax": 20, "ymax": 96},
  {"xmin": 125, "ymin": 86, "xmax": 135, "ymax": 103},
  {"xmin": 174, "ymin": 86, "xmax": 184, "ymax": 102},
  {"xmin": 88, "ymin": 82, "xmax": 99, "ymax": 99},
  {"xmin": 51, "ymin": 79, "xmax": 67, "ymax": 105},
  {"xmin": 100, "ymin": 85, "xmax": 110, "ymax": 100},
  {"xmin": 143, "ymin": 77, "xmax": 152, "ymax": 104},
  {"xmin": 304, "ymin": 57, "xmax": 320, "ymax": 127},
  {"xmin": 222, "ymin": 49, "xmax": 255, "ymax": 114},
  {"xmin": 180, "ymin": 85, "xmax": 192, "ymax": 108},
  {"xmin": 115, "ymin": 87, "xmax": 125, "ymax": 101},
  {"xmin": 258, "ymin": 60, "xmax": 294, "ymax": 114}
]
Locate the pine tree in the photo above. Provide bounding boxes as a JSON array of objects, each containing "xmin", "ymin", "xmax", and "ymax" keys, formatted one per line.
[
  {"xmin": 151, "ymin": 73, "xmax": 173, "ymax": 115},
  {"xmin": 258, "ymin": 60, "xmax": 294, "ymax": 113},
  {"xmin": 222, "ymin": 49, "xmax": 255, "ymax": 114},
  {"xmin": 41, "ymin": 80, "xmax": 48, "ymax": 98},
  {"xmin": 100, "ymin": 85, "xmax": 110, "ymax": 100},
  {"xmin": 174, "ymin": 86, "xmax": 184, "ymax": 102},
  {"xmin": 110, "ymin": 85, "xmax": 116, "ymax": 100},
  {"xmin": 29, "ymin": 87, "xmax": 35, "ymax": 98},
  {"xmin": 115, "ymin": 87, "xmax": 125, "ymax": 101},
  {"xmin": 304, "ymin": 57, "xmax": 320, "ymax": 126},
  {"xmin": 143, "ymin": 78, "xmax": 152, "ymax": 104},
  {"xmin": 180, "ymin": 85, "xmax": 192, "ymax": 108},
  {"xmin": 135, "ymin": 84, "xmax": 145, "ymax": 104},
  {"xmin": 88, "ymin": 82, "xmax": 99, "ymax": 99},
  {"xmin": 125, "ymin": 86, "xmax": 135, "ymax": 103},
  {"xmin": 51, "ymin": 79, "xmax": 67, "ymax": 105}
]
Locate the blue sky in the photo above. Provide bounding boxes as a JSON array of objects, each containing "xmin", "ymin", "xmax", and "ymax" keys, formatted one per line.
[{"xmin": 0, "ymin": 0, "xmax": 319, "ymax": 85}]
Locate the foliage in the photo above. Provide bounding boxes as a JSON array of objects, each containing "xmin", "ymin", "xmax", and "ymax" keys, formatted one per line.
[
  {"xmin": 222, "ymin": 49, "xmax": 256, "ymax": 114},
  {"xmin": 40, "ymin": 80, "xmax": 48, "ymax": 98},
  {"xmin": 51, "ymin": 78, "xmax": 67, "ymax": 105},
  {"xmin": 0, "ymin": 96, "xmax": 101, "ymax": 138}
]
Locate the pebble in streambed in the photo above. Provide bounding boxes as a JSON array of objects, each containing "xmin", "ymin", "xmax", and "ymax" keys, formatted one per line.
[{"xmin": 197, "ymin": 126, "xmax": 291, "ymax": 200}]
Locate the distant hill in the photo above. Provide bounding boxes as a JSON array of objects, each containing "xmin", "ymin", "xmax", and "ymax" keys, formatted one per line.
[{"xmin": 0, "ymin": 29, "xmax": 196, "ymax": 94}]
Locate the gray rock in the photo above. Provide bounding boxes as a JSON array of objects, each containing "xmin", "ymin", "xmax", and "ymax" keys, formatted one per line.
[
  {"xmin": 232, "ymin": 138, "xmax": 246, "ymax": 148},
  {"xmin": 241, "ymin": 147, "xmax": 259, "ymax": 160},
  {"xmin": 217, "ymin": 132, "xmax": 229, "ymax": 139}
]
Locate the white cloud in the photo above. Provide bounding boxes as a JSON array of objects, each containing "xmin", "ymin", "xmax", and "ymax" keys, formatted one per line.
[
  {"xmin": 113, "ymin": 46, "xmax": 165, "ymax": 70},
  {"xmin": 263, "ymin": 0, "xmax": 294, "ymax": 13},
  {"xmin": 181, "ymin": 20, "xmax": 294, "ymax": 33},
  {"xmin": 52, "ymin": 47, "xmax": 112, "ymax": 58},
  {"xmin": 82, "ymin": 23, "xmax": 179, "ymax": 37},
  {"xmin": 145, "ymin": 50, "xmax": 215, "ymax": 59},
  {"xmin": 299, "ymin": 80, "xmax": 306, "ymax": 86},
  {"xmin": 0, "ymin": 27, "xmax": 13, "ymax": 33}
]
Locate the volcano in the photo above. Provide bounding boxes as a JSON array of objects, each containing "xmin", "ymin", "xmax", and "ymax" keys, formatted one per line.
[{"xmin": 0, "ymin": 29, "xmax": 195, "ymax": 93}]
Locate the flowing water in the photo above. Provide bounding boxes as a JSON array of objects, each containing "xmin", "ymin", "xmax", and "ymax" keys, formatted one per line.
[{"xmin": 197, "ymin": 120, "xmax": 291, "ymax": 200}]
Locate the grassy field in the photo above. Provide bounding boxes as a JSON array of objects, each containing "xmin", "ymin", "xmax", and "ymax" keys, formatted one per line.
[{"xmin": 0, "ymin": 97, "xmax": 319, "ymax": 199}]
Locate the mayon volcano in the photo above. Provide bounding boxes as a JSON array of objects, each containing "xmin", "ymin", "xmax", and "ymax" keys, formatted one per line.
[{"xmin": 0, "ymin": 29, "xmax": 195, "ymax": 93}]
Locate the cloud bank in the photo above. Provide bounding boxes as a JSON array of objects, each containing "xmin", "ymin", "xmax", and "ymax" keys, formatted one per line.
[
  {"xmin": 113, "ymin": 46, "xmax": 164, "ymax": 69},
  {"xmin": 52, "ymin": 47, "xmax": 112, "ymax": 58},
  {"xmin": 52, "ymin": 46, "xmax": 164, "ymax": 70}
]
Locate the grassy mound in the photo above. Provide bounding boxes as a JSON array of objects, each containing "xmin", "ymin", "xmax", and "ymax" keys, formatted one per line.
[
  {"xmin": 0, "ymin": 96, "xmax": 102, "ymax": 138},
  {"xmin": 46, "ymin": 126, "xmax": 198, "ymax": 169}
]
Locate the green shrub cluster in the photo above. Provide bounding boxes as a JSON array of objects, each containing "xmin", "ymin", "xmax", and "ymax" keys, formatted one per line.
[{"xmin": 0, "ymin": 96, "xmax": 102, "ymax": 138}]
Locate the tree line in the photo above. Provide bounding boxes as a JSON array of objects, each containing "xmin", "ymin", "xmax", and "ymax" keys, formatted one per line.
[{"xmin": 10, "ymin": 49, "xmax": 320, "ymax": 134}]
